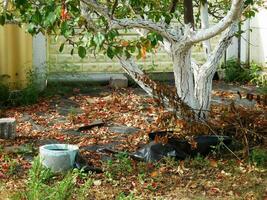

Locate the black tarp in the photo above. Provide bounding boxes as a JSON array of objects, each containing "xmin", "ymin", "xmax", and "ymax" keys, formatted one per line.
[{"xmin": 132, "ymin": 131, "xmax": 232, "ymax": 162}]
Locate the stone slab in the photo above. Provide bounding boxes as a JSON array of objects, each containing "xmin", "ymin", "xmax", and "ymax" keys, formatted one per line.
[
  {"xmin": 109, "ymin": 125, "xmax": 140, "ymax": 134},
  {"xmin": 109, "ymin": 75, "xmax": 128, "ymax": 89}
]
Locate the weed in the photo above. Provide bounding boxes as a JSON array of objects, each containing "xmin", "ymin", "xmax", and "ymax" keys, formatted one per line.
[
  {"xmin": 137, "ymin": 173, "xmax": 146, "ymax": 185},
  {"xmin": 11, "ymin": 157, "xmax": 89, "ymax": 200},
  {"xmin": 116, "ymin": 192, "xmax": 136, "ymax": 200},
  {"xmin": 250, "ymin": 148, "xmax": 267, "ymax": 167},
  {"xmin": 0, "ymin": 70, "xmax": 40, "ymax": 107},
  {"xmin": 75, "ymin": 178, "xmax": 93, "ymax": 200},
  {"xmin": 104, "ymin": 152, "xmax": 133, "ymax": 178},
  {"xmin": 189, "ymin": 154, "xmax": 209, "ymax": 169},
  {"xmin": 162, "ymin": 157, "xmax": 179, "ymax": 168},
  {"xmin": 210, "ymin": 136, "xmax": 227, "ymax": 156},
  {"xmin": 250, "ymin": 63, "xmax": 267, "ymax": 86},
  {"xmin": 6, "ymin": 160, "xmax": 20, "ymax": 175},
  {"xmin": 16, "ymin": 144, "xmax": 35, "ymax": 156},
  {"xmin": 221, "ymin": 59, "xmax": 263, "ymax": 84},
  {"xmin": 67, "ymin": 107, "xmax": 78, "ymax": 122}
]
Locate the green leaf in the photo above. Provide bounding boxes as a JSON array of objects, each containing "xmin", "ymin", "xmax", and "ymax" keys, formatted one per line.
[
  {"xmin": 156, "ymin": 34, "xmax": 163, "ymax": 42},
  {"xmin": 59, "ymin": 43, "xmax": 65, "ymax": 53},
  {"xmin": 78, "ymin": 46, "xmax": 86, "ymax": 58},
  {"xmin": 0, "ymin": 15, "xmax": 5, "ymax": 26},
  {"xmin": 93, "ymin": 32, "xmax": 105, "ymax": 47},
  {"xmin": 107, "ymin": 47, "xmax": 115, "ymax": 59},
  {"xmin": 60, "ymin": 21, "xmax": 72, "ymax": 37},
  {"xmin": 124, "ymin": 50, "xmax": 131, "ymax": 59},
  {"xmin": 32, "ymin": 10, "xmax": 42, "ymax": 24},
  {"xmin": 44, "ymin": 12, "xmax": 57, "ymax": 26},
  {"xmin": 27, "ymin": 23, "xmax": 36, "ymax": 34}
]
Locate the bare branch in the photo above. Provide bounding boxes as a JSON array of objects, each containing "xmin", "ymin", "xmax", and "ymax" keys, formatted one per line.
[
  {"xmin": 183, "ymin": 0, "xmax": 194, "ymax": 28},
  {"xmin": 190, "ymin": 0, "xmax": 243, "ymax": 44},
  {"xmin": 169, "ymin": 0, "xmax": 179, "ymax": 13}
]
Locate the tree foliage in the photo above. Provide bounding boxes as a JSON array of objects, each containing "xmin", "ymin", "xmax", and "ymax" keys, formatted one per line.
[{"xmin": 0, "ymin": 0, "xmax": 264, "ymax": 59}]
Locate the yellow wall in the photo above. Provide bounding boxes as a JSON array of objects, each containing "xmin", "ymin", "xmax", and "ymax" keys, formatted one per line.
[{"xmin": 0, "ymin": 24, "xmax": 32, "ymax": 88}]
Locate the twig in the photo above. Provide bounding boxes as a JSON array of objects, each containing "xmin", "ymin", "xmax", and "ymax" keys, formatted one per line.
[{"xmin": 200, "ymin": 118, "xmax": 242, "ymax": 161}]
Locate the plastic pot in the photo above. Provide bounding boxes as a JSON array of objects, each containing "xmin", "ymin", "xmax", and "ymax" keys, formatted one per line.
[{"xmin": 39, "ymin": 144, "xmax": 79, "ymax": 173}]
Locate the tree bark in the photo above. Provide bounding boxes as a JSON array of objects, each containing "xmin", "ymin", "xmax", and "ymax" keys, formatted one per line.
[
  {"xmin": 200, "ymin": 0, "xmax": 212, "ymax": 57},
  {"xmin": 172, "ymin": 47, "xmax": 198, "ymax": 109},
  {"xmin": 183, "ymin": 0, "xmax": 194, "ymax": 27}
]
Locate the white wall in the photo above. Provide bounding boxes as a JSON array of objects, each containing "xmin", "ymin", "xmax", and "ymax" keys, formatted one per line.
[
  {"xmin": 32, "ymin": 33, "xmax": 47, "ymax": 91},
  {"xmin": 227, "ymin": 7, "xmax": 267, "ymax": 69},
  {"xmin": 249, "ymin": 7, "xmax": 267, "ymax": 67}
]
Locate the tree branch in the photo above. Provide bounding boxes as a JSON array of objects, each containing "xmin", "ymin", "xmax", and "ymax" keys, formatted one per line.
[
  {"xmin": 81, "ymin": 0, "xmax": 110, "ymax": 19},
  {"xmin": 80, "ymin": 0, "xmax": 179, "ymax": 42},
  {"xmin": 110, "ymin": 18, "xmax": 178, "ymax": 41},
  {"xmin": 190, "ymin": 0, "xmax": 243, "ymax": 44},
  {"xmin": 200, "ymin": 0, "xmax": 211, "ymax": 58},
  {"xmin": 169, "ymin": 0, "xmax": 179, "ymax": 13},
  {"xmin": 201, "ymin": 22, "xmax": 238, "ymax": 76},
  {"xmin": 183, "ymin": 0, "xmax": 194, "ymax": 28}
]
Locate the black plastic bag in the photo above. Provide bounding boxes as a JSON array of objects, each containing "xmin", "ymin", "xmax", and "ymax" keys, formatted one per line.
[{"xmin": 132, "ymin": 131, "xmax": 232, "ymax": 162}]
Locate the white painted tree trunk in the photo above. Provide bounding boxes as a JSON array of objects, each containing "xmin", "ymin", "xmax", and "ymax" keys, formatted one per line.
[
  {"xmin": 171, "ymin": 48, "xmax": 212, "ymax": 118},
  {"xmin": 117, "ymin": 20, "xmax": 238, "ymax": 119},
  {"xmin": 200, "ymin": 0, "xmax": 212, "ymax": 57},
  {"xmin": 172, "ymin": 48, "xmax": 198, "ymax": 109}
]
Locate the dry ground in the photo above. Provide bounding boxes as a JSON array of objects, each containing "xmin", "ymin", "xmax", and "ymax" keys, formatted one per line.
[{"xmin": 0, "ymin": 83, "xmax": 266, "ymax": 200}]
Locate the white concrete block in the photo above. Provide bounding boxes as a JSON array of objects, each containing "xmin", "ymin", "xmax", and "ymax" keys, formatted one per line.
[{"xmin": 0, "ymin": 118, "xmax": 16, "ymax": 139}]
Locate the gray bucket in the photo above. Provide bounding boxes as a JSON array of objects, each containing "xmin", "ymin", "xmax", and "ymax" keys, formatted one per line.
[{"xmin": 39, "ymin": 144, "xmax": 79, "ymax": 173}]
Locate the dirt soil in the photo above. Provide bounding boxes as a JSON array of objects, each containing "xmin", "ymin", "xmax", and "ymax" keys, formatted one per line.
[{"xmin": 0, "ymin": 83, "xmax": 266, "ymax": 200}]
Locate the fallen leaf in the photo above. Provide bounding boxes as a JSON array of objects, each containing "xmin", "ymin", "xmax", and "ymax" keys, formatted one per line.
[
  {"xmin": 210, "ymin": 159, "xmax": 218, "ymax": 168},
  {"xmin": 150, "ymin": 171, "xmax": 159, "ymax": 178},
  {"xmin": 93, "ymin": 180, "xmax": 102, "ymax": 186}
]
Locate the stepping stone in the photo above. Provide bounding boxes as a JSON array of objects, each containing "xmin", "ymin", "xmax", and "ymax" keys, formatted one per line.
[
  {"xmin": 109, "ymin": 125, "xmax": 140, "ymax": 134},
  {"xmin": 19, "ymin": 114, "xmax": 32, "ymax": 122},
  {"xmin": 0, "ymin": 118, "xmax": 16, "ymax": 139},
  {"xmin": 60, "ymin": 98, "xmax": 80, "ymax": 108},
  {"xmin": 109, "ymin": 75, "xmax": 128, "ymax": 89},
  {"xmin": 31, "ymin": 123, "xmax": 46, "ymax": 132},
  {"xmin": 57, "ymin": 107, "xmax": 83, "ymax": 116}
]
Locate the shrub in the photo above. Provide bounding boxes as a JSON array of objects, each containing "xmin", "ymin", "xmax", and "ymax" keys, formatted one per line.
[
  {"xmin": 250, "ymin": 148, "xmax": 267, "ymax": 167},
  {"xmin": 0, "ymin": 70, "xmax": 40, "ymax": 107},
  {"xmin": 11, "ymin": 157, "xmax": 93, "ymax": 200},
  {"xmin": 221, "ymin": 59, "xmax": 263, "ymax": 84}
]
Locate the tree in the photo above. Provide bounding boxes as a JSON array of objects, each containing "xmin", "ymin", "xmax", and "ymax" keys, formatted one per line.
[{"xmin": 0, "ymin": 0, "xmax": 262, "ymax": 118}]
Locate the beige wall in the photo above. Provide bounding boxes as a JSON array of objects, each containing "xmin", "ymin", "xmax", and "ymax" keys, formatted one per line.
[
  {"xmin": 0, "ymin": 24, "xmax": 32, "ymax": 88},
  {"xmin": 47, "ymin": 34, "xmax": 174, "ymax": 74}
]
